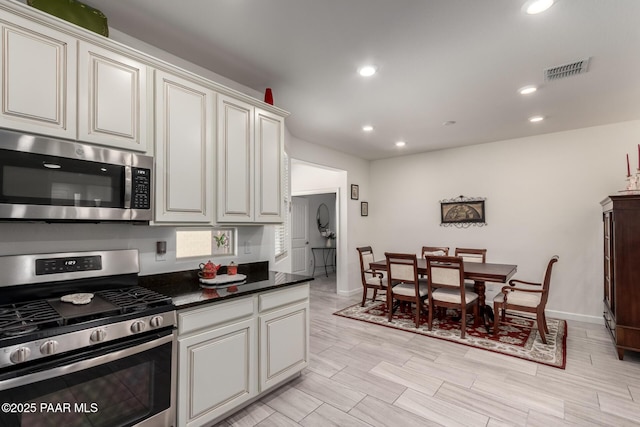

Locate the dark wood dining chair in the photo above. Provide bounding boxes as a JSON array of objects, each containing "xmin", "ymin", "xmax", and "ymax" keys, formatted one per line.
[
  {"xmin": 426, "ymin": 255, "xmax": 479, "ymax": 339},
  {"xmin": 421, "ymin": 246, "xmax": 449, "ymax": 258},
  {"xmin": 493, "ymin": 256, "xmax": 559, "ymax": 344},
  {"xmin": 455, "ymin": 247, "xmax": 487, "ymax": 289},
  {"xmin": 454, "ymin": 247, "xmax": 487, "ymax": 263},
  {"xmin": 356, "ymin": 246, "xmax": 386, "ymax": 307},
  {"xmin": 385, "ymin": 252, "xmax": 429, "ymax": 328}
]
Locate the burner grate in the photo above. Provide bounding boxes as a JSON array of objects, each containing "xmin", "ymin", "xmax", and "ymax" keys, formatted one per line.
[
  {"xmin": 98, "ymin": 286, "xmax": 171, "ymax": 313},
  {"xmin": 0, "ymin": 300, "xmax": 62, "ymax": 337}
]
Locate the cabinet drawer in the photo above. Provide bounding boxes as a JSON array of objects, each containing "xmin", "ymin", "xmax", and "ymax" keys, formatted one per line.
[
  {"xmin": 179, "ymin": 297, "xmax": 255, "ymax": 335},
  {"xmin": 259, "ymin": 283, "xmax": 309, "ymax": 312}
]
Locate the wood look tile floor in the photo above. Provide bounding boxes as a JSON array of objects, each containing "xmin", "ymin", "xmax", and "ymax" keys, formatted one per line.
[{"xmin": 215, "ymin": 274, "xmax": 640, "ymax": 426}]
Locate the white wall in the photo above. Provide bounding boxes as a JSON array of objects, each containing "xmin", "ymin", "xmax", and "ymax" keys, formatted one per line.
[{"xmin": 369, "ymin": 120, "xmax": 640, "ymax": 323}]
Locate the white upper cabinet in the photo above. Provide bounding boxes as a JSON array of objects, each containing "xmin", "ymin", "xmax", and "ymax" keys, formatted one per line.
[
  {"xmin": 217, "ymin": 95, "xmax": 284, "ymax": 223},
  {"xmin": 154, "ymin": 70, "xmax": 215, "ymax": 223},
  {"xmin": 255, "ymin": 108, "xmax": 284, "ymax": 223},
  {"xmin": 0, "ymin": 10, "xmax": 77, "ymax": 139},
  {"xmin": 78, "ymin": 42, "xmax": 148, "ymax": 152},
  {"xmin": 217, "ymin": 94, "xmax": 255, "ymax": 222}
]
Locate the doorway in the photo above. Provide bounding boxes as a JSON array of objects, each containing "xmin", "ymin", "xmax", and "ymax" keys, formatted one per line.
[
  {"xmin": 291, "ymin": 193, "xmax": 337, "ymax": 278},
  {"xmin": 290, "ymin": 159, "xmax": 347, "ymax": 295}
]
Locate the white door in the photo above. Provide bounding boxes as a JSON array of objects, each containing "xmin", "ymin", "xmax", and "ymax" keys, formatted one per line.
[{"xmin": 291, "ymin": 197, "xmax": 309, "ymax": 275}]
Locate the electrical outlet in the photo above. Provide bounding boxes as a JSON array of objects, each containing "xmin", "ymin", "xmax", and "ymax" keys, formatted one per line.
[
  {"xmin": 156, "ymin": 253, "xmax": 166, "ymax": 262},
  {"xmin": 244, "ymin": 241, "xmax": 251, "ymax": 254}
]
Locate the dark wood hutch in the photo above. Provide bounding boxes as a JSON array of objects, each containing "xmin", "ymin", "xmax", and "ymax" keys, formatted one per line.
[{"xmin": 601, "ymin": 194, "xmax": 640, "ymax": 360}]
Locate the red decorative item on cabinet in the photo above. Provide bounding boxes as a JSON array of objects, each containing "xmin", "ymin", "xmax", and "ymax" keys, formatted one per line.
[{"xmin": 264, "ymin": 88, "xmax": 274, "ymax": 105}]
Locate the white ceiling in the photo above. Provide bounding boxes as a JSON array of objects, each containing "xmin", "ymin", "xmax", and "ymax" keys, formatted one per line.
[{"xmin": 80, "ymin": 0, "xmax": 640, "ymax": 160}]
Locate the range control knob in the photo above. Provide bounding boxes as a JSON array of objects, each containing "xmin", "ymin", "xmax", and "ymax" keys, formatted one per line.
[
  {"xmin": 130, "ymin": 321, "xmax": 146, "ymax": 334},
  {"xmin": 10, "ymin": 347, "xmax": 31, "ymax": 364},
  {"xmin": 90, "ymin": 329, "xmax": 107, "ymax": 343},
  {"xmin": 149, "ymin": 316, "xmax": 164, "ymax": 328},
  {"xmin": 40, "ymin": 340, "xmax": 59, "ymax": 355}
]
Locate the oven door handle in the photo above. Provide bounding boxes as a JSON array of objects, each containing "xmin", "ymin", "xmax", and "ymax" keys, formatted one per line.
[{"xmin": 0, "ymin": 332, "xmax": 173, "ymax": 389}]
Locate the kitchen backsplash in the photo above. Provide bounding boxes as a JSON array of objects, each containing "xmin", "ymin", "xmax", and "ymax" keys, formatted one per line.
[{"xmin": 0, "ymin": 222, "xmax": 274, "ymax": 275}]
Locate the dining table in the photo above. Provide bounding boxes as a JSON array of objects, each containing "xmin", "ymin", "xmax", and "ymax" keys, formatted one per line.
[{"xmin": 369, "ymin": 258, "xmax": 518, "ymax": 332}]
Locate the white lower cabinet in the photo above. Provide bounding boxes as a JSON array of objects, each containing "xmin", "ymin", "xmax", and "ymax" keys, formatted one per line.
[
  {"xmin": 178, "ymin": 317, "xmax": 256, "ymax": 427},
  {"xmin": 259, "ymin": 301, "xmax": 309, "ymax": 391},
  {"xmin": 177, "ymin": 283, "xmax": 309, "ymax": 427}
]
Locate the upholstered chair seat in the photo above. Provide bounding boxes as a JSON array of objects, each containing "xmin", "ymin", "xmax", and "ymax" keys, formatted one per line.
[
  {"xmin": 493, "ymin": 287, "xmax": 541, "ymax": 307},
  {"xmin": 393, "ymin": 281, "xmax": 429, "ymax": 297},
  {"xmin": 433, "ymin": 288, "xmax": 478, "ymax": 304}
]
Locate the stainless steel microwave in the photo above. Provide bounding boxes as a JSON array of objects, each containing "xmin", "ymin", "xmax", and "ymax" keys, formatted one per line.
[{"xmin": 0, "ymin": 129, "xmax": 153, "ymax": 222}]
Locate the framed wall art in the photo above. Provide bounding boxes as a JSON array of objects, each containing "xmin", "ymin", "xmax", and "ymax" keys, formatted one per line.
[
  {"xmin": 440, "ymin": 195, "xmax": 486, "ymax": 228},
  {"xmin": 361, "ymin": 201, "xmax": 368, "ymax": 216},
  {"xmin": 351, "ymin": 184, "xmax": 359, "ymax": 200}
]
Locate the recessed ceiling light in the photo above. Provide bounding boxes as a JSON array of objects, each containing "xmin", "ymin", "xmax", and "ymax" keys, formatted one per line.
[
  {"xmin": 519, "ymin": 85, "xmax": 538, "ymax": 95},
  {"xmin": 362, "ymin": 125, "xmax": 374, "ymax": 132},
  {"xmin": 529, "ymin": 115, "xmax": 544, "ymax": 123},
  {"xmin": 523, "ymin": 0, "xmax": 554, "ymax": 15},
  {"xmin": 395, "ymin": 141, "xmax": 406, "ymax": 147},
  {"xmin": 358, "ymin": 65, "xmax": 377, "ymax": 77}
]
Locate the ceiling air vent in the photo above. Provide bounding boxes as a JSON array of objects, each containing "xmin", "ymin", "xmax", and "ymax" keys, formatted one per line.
[{"xmin": 544, "ymin": 57, "xmax": 590, "ymax": 81}]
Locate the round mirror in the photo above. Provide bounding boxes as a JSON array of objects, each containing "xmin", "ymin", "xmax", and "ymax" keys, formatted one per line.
[{"xmin": 317, "ymin": 203, "xmax": 330, "ymax": 232}]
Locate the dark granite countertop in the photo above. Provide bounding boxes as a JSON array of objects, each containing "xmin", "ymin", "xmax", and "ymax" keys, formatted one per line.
[{"xmin": 139, "ymin": 261, "xmax": 313, "ymax": 310}]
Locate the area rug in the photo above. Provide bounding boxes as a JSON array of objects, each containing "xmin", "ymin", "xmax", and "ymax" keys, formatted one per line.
[{"xmin": 334, "ymin": 301, "xmax": 567, "ymax": 369}]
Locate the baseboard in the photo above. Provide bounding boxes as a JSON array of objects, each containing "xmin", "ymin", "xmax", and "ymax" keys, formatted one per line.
[
  {"xmin": 546, "ymin": 309, "xmax": 603, "ymax": 325},
  {"xmin": 337, "ymin": 288, "xmax": 361, "ymax": 297}
]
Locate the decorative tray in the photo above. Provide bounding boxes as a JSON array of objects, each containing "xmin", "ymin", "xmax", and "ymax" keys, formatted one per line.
[{"xmin": 199, "ymin": 274, "xmax": 247, "ymax": 288}]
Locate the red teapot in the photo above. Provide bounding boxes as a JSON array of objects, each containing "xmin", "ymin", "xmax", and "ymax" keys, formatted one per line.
[{"xmin": 199, "ymin": 261, "xmax": 221, "ymax": 279}]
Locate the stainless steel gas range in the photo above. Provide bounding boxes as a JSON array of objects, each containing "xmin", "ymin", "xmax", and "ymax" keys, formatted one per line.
[{"xmin": 0, "ymin": 249, "xmax": 176, "ymax": 427}]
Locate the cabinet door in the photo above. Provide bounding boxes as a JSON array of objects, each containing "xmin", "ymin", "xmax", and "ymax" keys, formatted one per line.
[
  {"xmin": 78, "ymin": 42, "xmax": 148, "ymax": 152},
  {"xmin": 0, "ymin": 11, "xmax": 76, "ymax": 139},
  {"xmin": 255, "ymin": 108, "xmax": 284, "ymax": 223},
  {"xmin": 178, "ymin": 317, "xmax": 257, "ymax": 427},
  {"xmin": 259, "ymin": 301, "xmax": 309, "ymax": 392},
  {"xmin": 217, "ymin": 94, "xmax": 254, "ymax": 222},
  {"xmin": 154, "ymin": 70, "xmax": 214, "ymax": 223}
]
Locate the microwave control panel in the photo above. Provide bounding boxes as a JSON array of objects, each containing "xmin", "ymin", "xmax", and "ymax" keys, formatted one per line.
[{"xmin": 131, "ymin": 168, "xmax": 151, "ymax": 210}]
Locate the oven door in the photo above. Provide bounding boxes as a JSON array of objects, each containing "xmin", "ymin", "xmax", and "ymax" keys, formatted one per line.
[{"xmin": 0, "ymin": 329, "xmax": 176, "ymax": 427}]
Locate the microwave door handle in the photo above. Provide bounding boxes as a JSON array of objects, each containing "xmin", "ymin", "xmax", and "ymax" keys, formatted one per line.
[{"xmin": 124, "ymin": 165, "xmax": 132, "ymax": 209}]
